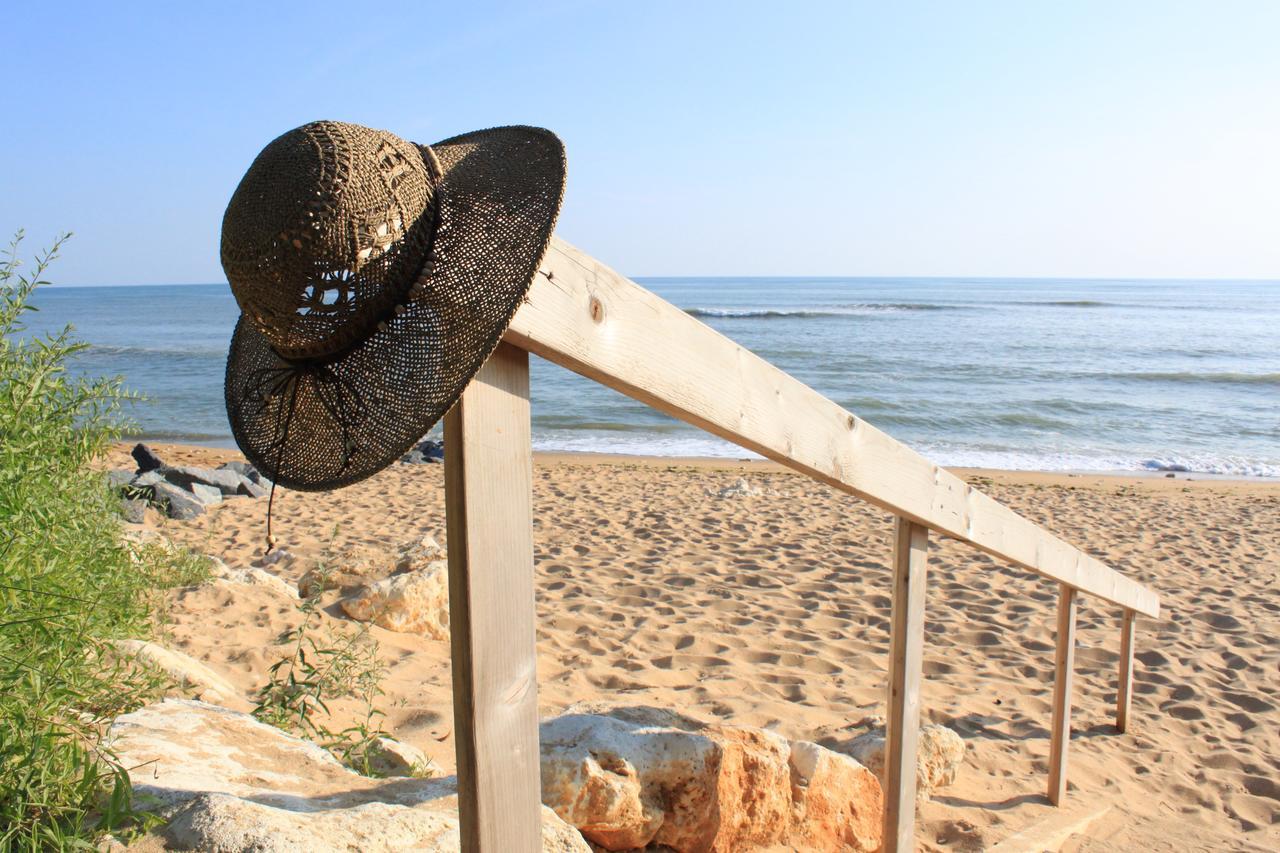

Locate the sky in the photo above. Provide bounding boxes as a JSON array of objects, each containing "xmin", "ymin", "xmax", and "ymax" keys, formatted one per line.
[{"xmin": 2, "ymin": 1, "xmax": 1278, "ymax": 284}]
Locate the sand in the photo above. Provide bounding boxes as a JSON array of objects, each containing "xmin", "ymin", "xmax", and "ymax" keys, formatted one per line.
[{"xmin": 111, "ymin": 444, "xmax": 1280, "ymax": 851}]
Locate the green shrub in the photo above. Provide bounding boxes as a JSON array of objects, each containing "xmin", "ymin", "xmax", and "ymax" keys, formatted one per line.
[{"xmin": 0, "ymin": 233, "xmax": 206, "ymax": 849}]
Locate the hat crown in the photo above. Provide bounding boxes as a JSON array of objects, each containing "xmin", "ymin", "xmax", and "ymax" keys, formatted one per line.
[{"xmin": 221, "ymin": 121, "xmax": 438, "ymax": 360}]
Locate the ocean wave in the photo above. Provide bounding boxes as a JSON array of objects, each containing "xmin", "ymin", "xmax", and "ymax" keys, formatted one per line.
[
  {"xmin": 1114, "ymin": 371, "xmax": 1280, "ymax": 386},
  {"xmin": 684, "ymin": 303, "xmax": 951, "ymax": 319},
  {"xmin": 84, "ymin": 343, "xmax": 227, "ymax": 357},
  {"xmin": 1140, "ymin": 456, "xmax": 1280, "ymax": 478},
  {"xmin": 530, "ymin": 430, "xmax": 1279, "ymax": 478},
  {"xmin": 1010, "ymin": 299, "xmax": 1113, "ymax": 307}
]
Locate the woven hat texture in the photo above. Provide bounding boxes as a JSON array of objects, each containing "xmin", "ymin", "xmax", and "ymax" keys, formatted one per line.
[{"xmin": 222, "ymin": 121, "xmax": 565, "ymax": 490}]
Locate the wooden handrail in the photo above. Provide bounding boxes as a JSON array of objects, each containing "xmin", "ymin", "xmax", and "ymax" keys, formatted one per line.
[{"xmin": 506, "ymin": 237, "xmax": 1160, "ymax": 618}]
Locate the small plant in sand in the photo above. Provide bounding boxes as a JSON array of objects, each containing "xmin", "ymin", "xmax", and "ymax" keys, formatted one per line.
[
  {"xmin": 253, "ymin": 573, "xmax": 432, "ymax": 778},
  {"xmin": 0, "ymin": 233, "xmax": 210, "ymax": 848}
]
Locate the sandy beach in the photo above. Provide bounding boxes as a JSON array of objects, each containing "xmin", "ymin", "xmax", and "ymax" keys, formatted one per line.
[{"xmin": 111, "ymin": 443, "xmax": 1280, "ymax": 851}]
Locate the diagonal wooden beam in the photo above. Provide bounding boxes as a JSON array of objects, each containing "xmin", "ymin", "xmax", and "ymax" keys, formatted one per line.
[{"xmin": 506, "ymin": 237, "xmax": 1159, "ymax": 618}]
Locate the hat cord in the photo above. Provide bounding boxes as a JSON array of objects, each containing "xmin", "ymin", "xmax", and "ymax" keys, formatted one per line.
[{"xmin": 264, "ymin": 375, "xmax": 301, "ymax": 555}]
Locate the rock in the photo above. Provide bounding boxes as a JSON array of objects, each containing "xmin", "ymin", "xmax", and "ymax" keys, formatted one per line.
[
  {"xmin": 120, "ymin": 497, "xmax": 148, "ymax": 524},
  {"xmin": 131, "ymin": 469, "xmax": 164, "ymax": 489},
  {"xmin": 111, "ymin": 641, "xmax": 244, "ymax": 708},
  {"xmin": 398, "ymin": 533, "xmax": 446, "ymax": 569},
  {"xmin": 237, "ymin": 475, "xmax": 268, "ymax": 498},
  {"xmin": 844, "ymin": 723, "xmax": 965, "ymax": 802},
  {"xmin": 205, "ymin": 558, "xmax": 299, "ymax": 600},
  {"xmin": 715, "ymin": 477, "xmax": 762, "ymax": 499},
  {"xmin": 400, "ymin": 439, "xmax": 444, "ymax": 464},
  {"xmin": 298, "ymin": 543, "xmax": 391, "ymax": 597},
  {"xmin": 152, "ymin": 481, "xmax": 206, "ymax": 520},
  {"xmin": 218, "ymin": 460, "xmax": 257, "ymax": 479},
  {"xmin": 367, "ymin": 737, "xmax": 432, "ymax": 777},
  {"xmin": 189, "ymin": 482, "xmax": 224, "ymax": 506},
  {"xmin": 107, "ymin": 468, "xmax": 134, "ymax": 491},
  {"xmin": 162, "ymin": 465, "xmax": 245, "ymax": 496},
  {"xmin": 300, "ymin": 536, "xmax": 444, "ymax": 597},
  {"xmin": 341, "ymin": 560, "xmax": 449, "ymax": 639},
  {"xmin": 132, "ymin": 442, "xmax": 164, "ymax": 472},
  {"xmin": 108, "ymin": 699, "xmax": 589, "ymax": 852},
  {"xmin": 540, "ymin": 705, "xmax": 882, "ymax": 852}
]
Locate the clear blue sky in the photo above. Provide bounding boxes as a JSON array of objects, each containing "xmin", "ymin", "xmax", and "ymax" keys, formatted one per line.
[{"xmin": 2, "ymin": 1, "xmax": 1277, "ymax": 284}]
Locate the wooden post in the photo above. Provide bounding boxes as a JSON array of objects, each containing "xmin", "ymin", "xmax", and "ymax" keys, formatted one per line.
[
  {"xmin": 1048, "ymin": 584, "xmax": 1078, "ymax": 806},
  {"xmin": 444, "ymin": 343, "xmax": 542, "ymax": 852},
  {"xmin": 883, "ymin": 517, "xmax": 929, "ymax": 853},
  {"xmin": 1116, "ymin": 609, "xmax": 1135, "ymax": 734}
]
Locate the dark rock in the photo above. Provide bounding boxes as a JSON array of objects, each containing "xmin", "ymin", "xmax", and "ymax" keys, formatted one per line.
[
  {"xmin": 162, "ymin": 466, "xmax": 243, "ymax": 496},
  {"xmin": 152, "ymin": 482, "xmax": 205, "ymax": 520},
  {"xmin": 107, "ymin": 469, "xmax": 135, "ymax": 491},
  {"xmin": 400, "ymin": 439, "xmax": 444, "ymax": 464},
  {"xmin": 120, "ymin": 498, "xmax": 148, "ymax": 524},
  {"xmin": 218, "ymin": 460, "xmax": 258, "ymax": 480},
  {"xmin": 237, "ymin": 476, "xmax": 268, "ymax": 499},
  {"xmin": 131, "ymin": 443, "xmax": 164, "ymax": 473},
  {"xmin": 189, "ymin": 482, "xmax": 224, "ymax": 506}
]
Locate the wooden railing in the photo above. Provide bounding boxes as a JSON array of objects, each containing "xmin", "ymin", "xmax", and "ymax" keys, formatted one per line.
[{"xmin": 440, "ymin": 237, "xmax": 1160, "ymax": 851}]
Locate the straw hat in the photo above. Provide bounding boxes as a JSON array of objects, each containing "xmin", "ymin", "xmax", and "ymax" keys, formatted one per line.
[{"xmin": 221, "ymin": 121, "xmax": 565, "ymax": 491}]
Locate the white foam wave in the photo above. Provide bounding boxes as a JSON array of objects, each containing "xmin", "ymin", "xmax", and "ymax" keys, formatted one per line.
[{"xmin": 531, "ymin": 431, "xmax": 1279, "ymax": 478}]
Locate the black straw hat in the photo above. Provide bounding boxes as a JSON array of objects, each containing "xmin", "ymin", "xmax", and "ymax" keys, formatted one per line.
[{"xmin": 221, "ymin": 121, "xmax": 565, "ymax": 491}]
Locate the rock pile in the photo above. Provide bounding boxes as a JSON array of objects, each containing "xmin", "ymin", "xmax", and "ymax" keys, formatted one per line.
[
  {"xmin": 110, "ymin": 443, "xmax": 272, "ymax": 521},
  {"xmin": 400, "ymin": 438, "xmax": 444, "ymax": 465}
]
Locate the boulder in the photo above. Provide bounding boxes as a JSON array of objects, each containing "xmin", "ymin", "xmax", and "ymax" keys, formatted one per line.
[
  {"xmin": 120, "ymin": 497, "xmax": 148, "ymax": 524},
  {"xmin": 300, "ymin": 535, "xmax": 444, "ymax": 597},
  {"xmin": 132, "ymin": 442, "xmax": 164, "ymax": 472},
  {"xmin": 108, "ymin": 699, "xmax": 589, "ymax": 852},
  {"xmin": 205, "ymin": 557, "xmax": 299, "ymax": 600},
  {"xmin": 163, "ymin": 465, "xmax": 244, "ymax": 496},
  {"xmin": 111, "ymin": 640, "xmax": 244, "ymax": 709},
  {"xmin": 217, "ymin": 460, "xmax": 257, "ymax": 479},
  {"xmin": 152, "ymin": 481, "xmax": 205, "ymax": 520},
  {"xmin": 540, "ymin": 705, "xmax": 882, "ymax": 852},
  {"xmin": 341, "ymin": 560, "xmax": 449, "ymax": 639},
  {"xmin": 237, "ymin": 476, "xmax": 268, "ymax": 498},
  {"xmin": 367, "ymin": 737, "xmax": 432, "ymax": 778},
  {"xmin": 189, "ymin": 482, "xmax": 224, "ymax": 506},
  {"xmin": 131, "ymin": 469, "xmax": 165, "ymax": 489},
  {"xmin": 844, "ymin": 723, "xmax": 965, "ymax": 802},
  {"xmin": 106, "ymin": 468, "xmax": 135, "ymax": 491}
]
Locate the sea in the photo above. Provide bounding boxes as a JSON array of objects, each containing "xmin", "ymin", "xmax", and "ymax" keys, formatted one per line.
[{"xmin": 23, "ymin": 277, "xmax": 1280, "ymax": 478}]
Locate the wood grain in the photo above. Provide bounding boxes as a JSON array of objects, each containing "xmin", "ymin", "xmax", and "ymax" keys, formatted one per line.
[
  {"xmin": 883, "ymin": 518, "xmax": 929, "ymax": 853},
  {"xmin": 1116, "ymin": 609, "xmax": 1136, "ymax": 734},
  {"xmin": 444, "ymin": 343, "xmax": 542, "ymax": 851},
  {"xmin": 1048, "ymin": 583, "xmax": 1079, "ymax": 806}
]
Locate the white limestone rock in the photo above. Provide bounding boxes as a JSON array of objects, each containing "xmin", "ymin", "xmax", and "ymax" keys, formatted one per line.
[
  {"xmin": 845, "ymin": 722, "xmax": 966, "ymax": 802},
  {"xmin": 111, "ymin": 640, "xmax": 244, "ymax": 709},
  {"xmin": 340, "ymin": 559, "xmax": 449, "ymax": 639},
  {"xmin": 108, "ymin": 699, "xmax": 588, "ymax": 852},
  {"xmin": 540, "ymin": 704, "xmax": 882, "ymax": 852},
  {"xmin": 205, "ymin": 555, "xmax": 299, "ymax": 600}
]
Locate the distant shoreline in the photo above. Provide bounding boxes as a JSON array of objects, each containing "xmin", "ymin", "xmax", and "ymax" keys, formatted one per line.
[{"xmin": 112, "ymin": 441, "xmax": 1278, "ymax": 486}]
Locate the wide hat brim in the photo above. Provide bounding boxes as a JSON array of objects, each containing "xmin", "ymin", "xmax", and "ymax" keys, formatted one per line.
[{"xmin": 224, "ymin": 126, "xmax": 565, "ymax": 491}]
